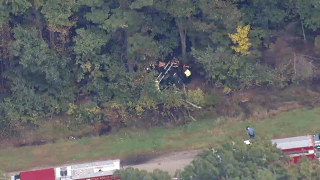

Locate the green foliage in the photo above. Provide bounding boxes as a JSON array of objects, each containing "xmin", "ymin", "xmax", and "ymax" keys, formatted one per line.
[
  {"xmin": 0, "ymin": 168, "xmax": 6, "ymax": 180},
  {"xmin": 0, "ymin": 0, "xmax": 31, "ymax": 26},
  {"xmin": 285, "ymin": 156, "xmax": 320, "ymax": 180},
  {"xmin": 199, "ymin": 0, "xmax": 240, "ymax": 30},
  {"xmin": 134, "ymin": 84, "xmax": 159, "ymax": 116},
  {"xmin": 187, "ymin": 88, "xmax": 205, "ymax": 106},
  {"xmin": 12, "ymin": 27, "xmax": 66, "ymax": 81},
  {"xmin": 74, "ymin": 27, "xmax": 110, "ymax": 55},
  {"xmin": 2, "ymin": 27, "xmax": 76, "ymax": 123},
  {"xmin": 114, "ymin": 168, "xmax": 148, "ymax": 180},
  {"xmin": 249, "ymin": 27, "xmax": 268, "ymax": 48},
  {"xmin": 114, "ymin": 167, "xmax": 171, "ymax": 180},
  {"xmin": 128, "ymin": 33, "xmax": 160, "ymax": 60},
  {"xmin": 1, "ymin": 77, "xmax": 45, "ymax": 123},
  {"xmin": 238, "ymin": 0, "xmax": 288, "ymax": 30},
  {"xmin": 162, "ymin": 88, "xmax": 184, "ymax": 110},
  {"xmin": 239, "ymin": 59, "xmax": 275, "ymax": 87},
  {"xmin": 192, "ymin": 47, "xmax": 273, "ymax": 89},
  {"xmin": 204, "ymin": 92, "xmax": 219, "ymax": 106},
  {"xmin": 155, "ymin": 0, "xmax": 196, "ymax": 18},
  {"xmin": 41, "ymin": 0, "xmax": 77, "ymax": 27},
  {"xmin": 192, "ymin": 47, "xmax": 237, "ymax": 81},
  {"xmin": 130, "ymin": 0, "xmax": 154, "ymax": 9},
  {"xmin": 295, "ymin": 0, "xmax": 320, "ymax": 31},
  {"xmin": 67, "ymin": 103, "xmax": 103, "ymax": 123}
]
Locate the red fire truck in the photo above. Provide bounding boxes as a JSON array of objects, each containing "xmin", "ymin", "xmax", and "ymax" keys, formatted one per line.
[
  {"xmin": 11, "ymin": 159, "xmax": 121, "ymax": 180},
  {"xmin": 245, "ymin": 135, "xmax": 316, "ymax": 163},
  {"xmin": 12, "ymin": 168, "xmax": 56, "ymax": 180}
]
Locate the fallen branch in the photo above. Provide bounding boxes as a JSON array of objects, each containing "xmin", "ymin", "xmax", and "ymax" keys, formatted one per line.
[
  {"xmin": 186, "ymin": 107, "xmax": 197, "ymax": 121},
  {"xmin": 184, "ymin": 100, "xmax": 202, "ymax": 109},
  {"xmin": 189, "ymin": 115, "xmax": 197, "ymax": 121}
]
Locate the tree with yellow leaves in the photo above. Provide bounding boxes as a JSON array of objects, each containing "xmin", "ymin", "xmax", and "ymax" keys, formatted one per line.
[{"xmin": 229, "ymin": 25, "xmax": 251, "ymax": 56}]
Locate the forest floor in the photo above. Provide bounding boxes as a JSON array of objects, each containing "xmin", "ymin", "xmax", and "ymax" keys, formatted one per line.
[{"xmin": 3, "ymin": 107, "xmax": 320, "ymax": 174}]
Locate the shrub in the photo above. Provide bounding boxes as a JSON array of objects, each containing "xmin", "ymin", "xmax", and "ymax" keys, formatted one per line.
[
  {"xmin": 204, "ymin": 92, "xmax": 219, "ymax": 106},
  {"xmin": 114, "ymin": 167, "xmax": 171, "ymax": 180},
  {"xmin": 187, "ymin": 88, "xmax": 205, "ymax": 106},
  {"xmin": 67, "ymin": 103, "xmax": 104, "ymax": 123}
]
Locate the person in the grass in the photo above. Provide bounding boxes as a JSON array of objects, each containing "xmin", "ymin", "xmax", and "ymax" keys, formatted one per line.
[{"xmin": 246, "ymin": 126, "xmax": 255, "ymax": 139}]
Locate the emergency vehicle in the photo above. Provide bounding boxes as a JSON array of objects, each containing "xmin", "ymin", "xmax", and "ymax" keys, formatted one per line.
[
  {"xmin": 11, "ymin": 159, "xmax": 120, "ymax": 180},
  {"xmin": 313, "ymin": 133, "xmax": 320, "ymax": 149},
  {"xmin": 244, "ymin": 135, "xmax": 316, "ymax": 163}
]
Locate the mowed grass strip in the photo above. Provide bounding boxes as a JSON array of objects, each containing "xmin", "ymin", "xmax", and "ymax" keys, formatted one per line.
[{"xmin": 1, "ymin": 108, "xmax": 320, "ymax": 172}]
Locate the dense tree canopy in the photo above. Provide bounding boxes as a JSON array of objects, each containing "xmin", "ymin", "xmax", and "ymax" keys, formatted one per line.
[{"xmin": 0, "ymin": 0, "xmax": 320, "ymax": 131}]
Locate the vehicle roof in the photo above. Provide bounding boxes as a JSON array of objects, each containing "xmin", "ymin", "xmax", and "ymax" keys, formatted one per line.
[
  {"xmin": 20, "ymin": 168, "xmax": 55, "ymax": 180},
  {"xmin": 271, "ymin": 135, "xmax": 314, "ymax": 150},
  {"xmin": 71, "ymin": 159, "xmax": 120, "ymax": 179},
  {"xmin": 313, "ymin": 134, "xmax": 320, "ymax": 142}
]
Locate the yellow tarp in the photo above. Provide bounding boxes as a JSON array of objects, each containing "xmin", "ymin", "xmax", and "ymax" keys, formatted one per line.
[{"xmin": 184, "ymin": 69, "xmax": 191, "ymax": 77}]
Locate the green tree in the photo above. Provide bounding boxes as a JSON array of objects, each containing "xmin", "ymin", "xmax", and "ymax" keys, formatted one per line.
[
  {"xmin": 235, "ymin": 0, "xmax": 289, "ymax": 48},
  {"xmin": 237, "ymin": 0, "xmax": 288, "ymax": 30},
  {"xmin": 177, "ymin": 139, "xmax": 288, "ymax": 180},
  {"xmin": 287, "ymin": 0, "xmax": 320, "ymax": 31},
  {"xmin": 154, "ymin": 0, "xmax": 196, "ymax": 60},
  {"xmin": 41, "ymin": 0, "xmax": 77, "ymax": 50},
  {"xmin": 2, "ymin": 27, "xmax": 76, "ymax": 123},
  {"xmin": 83, "ymin": 0, "xmax": 149, "ymax": 72},
  {"xmin": 192, "ymin": 46, "xmax": 274, "ymax": 89},
  {"xmin": 0, "ymin": 0, "xmax": 31, "ymax": 26},
  {"xmin": 285, "ymin": 156, "xmax": 320, "ymax": 180}
]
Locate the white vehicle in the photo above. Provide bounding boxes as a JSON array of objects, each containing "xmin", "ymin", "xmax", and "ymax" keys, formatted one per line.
[{"xmin": 244, "ymin": 135, "xmax": 316, "ymax": 163}]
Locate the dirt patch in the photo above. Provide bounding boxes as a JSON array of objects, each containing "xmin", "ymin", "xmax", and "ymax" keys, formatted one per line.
[
  {"xmin": 120, "ymin": 153, "xmax": 164, "ymax": 166},
  {"xmin": 185, "ymin": 73, "xmax": 214, "ymax": 93}
]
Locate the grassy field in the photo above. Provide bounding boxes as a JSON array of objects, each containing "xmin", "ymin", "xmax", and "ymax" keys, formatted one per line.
[{"xmin": 2, "ymin": 108, "xmax": 320, "ymax": 172}]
